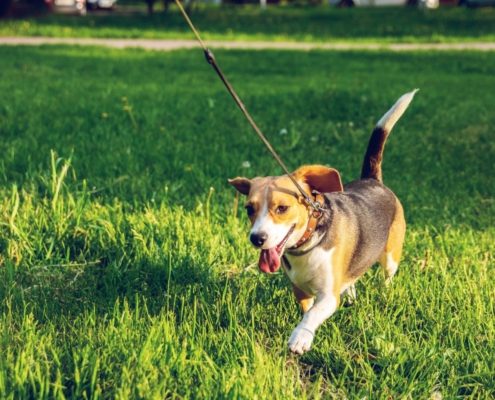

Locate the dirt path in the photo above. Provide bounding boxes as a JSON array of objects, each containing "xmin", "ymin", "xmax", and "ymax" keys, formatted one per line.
[{"xmin": 1, "ymin": 36, "xmax": 495, "ymax": 51}]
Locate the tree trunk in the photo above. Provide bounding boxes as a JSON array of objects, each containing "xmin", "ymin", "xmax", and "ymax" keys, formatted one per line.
[
  {"xmin": 145, "ymin": 0, "xmax": 155, "ymax": 15},
  {"xmin": 184, "ymin": 0, "xmax": 195, "ymax": 13},
  {"xmin": 0, "ymin": 0, "xmax": 13, "ymax": 17}
]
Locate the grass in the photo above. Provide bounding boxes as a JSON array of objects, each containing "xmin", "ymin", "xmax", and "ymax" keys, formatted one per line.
[
  {"xmin": 0, "ymin": 44, "xmax": 494, "ymax": 398},
  {"xmin": 1, "ymin": 5, "xmax": 495, "ymax": 43}
]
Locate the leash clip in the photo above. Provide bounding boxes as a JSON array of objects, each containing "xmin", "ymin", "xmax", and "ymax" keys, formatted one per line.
[
  {"xmin": 312, "ymin": 208, "xmax": 322, "ymax": 219},
  {"xmin": 311, "ymin": 206, "xmax": 323, "ymax": 219},
  {"xmin": 310, "ymin": 191, "xmax": 324, "ymax": 218}
]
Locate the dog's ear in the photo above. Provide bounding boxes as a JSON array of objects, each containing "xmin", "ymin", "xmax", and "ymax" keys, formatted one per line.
[
  {"xmin": 293, "ymin": 165, "xmax": 343, "ymax": 193},
  {"xmin": 228, "ymin": 177, "xmax": 251, "ymax": 195}
]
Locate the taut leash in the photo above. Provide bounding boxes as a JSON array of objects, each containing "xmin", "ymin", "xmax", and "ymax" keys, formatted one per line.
[{"xmin": 173, "ymin": 0, "xmax": 323, "ymax": 213}]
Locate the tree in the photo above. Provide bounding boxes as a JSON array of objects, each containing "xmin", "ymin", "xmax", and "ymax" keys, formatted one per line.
[
  {"xmin": 145, "ymin": 0, "xmax": 156, "ymax": 14},
  {"xmin": 155, "ymin": 0, "xmax": 195, "ymax": 15},
  {"xmin": 0, "ymin": 0, "xmax": 14, "ymax": 17}
]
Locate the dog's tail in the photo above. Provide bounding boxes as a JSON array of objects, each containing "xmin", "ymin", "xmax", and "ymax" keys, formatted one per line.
[{"xmin": 360, "ymin": 89, "xmax": 418, "ymax": 182}]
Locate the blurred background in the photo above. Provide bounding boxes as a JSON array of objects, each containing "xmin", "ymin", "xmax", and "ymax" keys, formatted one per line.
[{"xmin": 2, "ymin": 0, "xmax": 494, "ymax": 20}]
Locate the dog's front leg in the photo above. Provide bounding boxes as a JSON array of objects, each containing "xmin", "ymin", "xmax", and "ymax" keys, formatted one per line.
[{"xmin": 288, "ymin": 292, "xmax": 338, "ymax": 355}]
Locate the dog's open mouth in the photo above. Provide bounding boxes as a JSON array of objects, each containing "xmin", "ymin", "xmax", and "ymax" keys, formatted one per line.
[{"xmin": 258, "ymin": 225, "xmax": 295, "ymax": 274}]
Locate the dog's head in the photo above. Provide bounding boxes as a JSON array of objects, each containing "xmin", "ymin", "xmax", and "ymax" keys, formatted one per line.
[{"xmin": 229, "ymin": 165, "xmax": 343, "ymax": 273}]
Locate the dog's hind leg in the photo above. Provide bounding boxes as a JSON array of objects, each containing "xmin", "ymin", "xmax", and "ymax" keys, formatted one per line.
[
  {"xmin": 379, "ymin": 199, "xmax": 406, "ymax": 285},
  {"xmin": 342, "ymin": 283, "xmax": 357, "ymax": 304}
]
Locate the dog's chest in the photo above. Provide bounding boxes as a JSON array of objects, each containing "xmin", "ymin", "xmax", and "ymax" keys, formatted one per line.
[{"xmin": 283, "ymin": 247, "xmax": 335, "ymax": 295}]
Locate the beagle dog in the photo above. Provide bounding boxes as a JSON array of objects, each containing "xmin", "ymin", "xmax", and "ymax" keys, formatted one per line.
[{"xmin": 229, "ymin": 90, "xmax": 417, "ymax": 354}]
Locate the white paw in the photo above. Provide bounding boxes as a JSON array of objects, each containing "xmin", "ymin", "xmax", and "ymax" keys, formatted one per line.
[{"xmin": 288, "ymin": 326, "xmax": 314, "ymax": 355}]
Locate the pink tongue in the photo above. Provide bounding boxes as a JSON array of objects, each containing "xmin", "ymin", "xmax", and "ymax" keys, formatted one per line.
[{"xmin": 259, "ymin": 248, "xmax": 281, "ymax": 273}]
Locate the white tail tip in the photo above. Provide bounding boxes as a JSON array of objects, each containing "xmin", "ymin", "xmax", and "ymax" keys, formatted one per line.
[{"xmin": 377, "ymin": 89, "xmax": 419, "ymax": 132}]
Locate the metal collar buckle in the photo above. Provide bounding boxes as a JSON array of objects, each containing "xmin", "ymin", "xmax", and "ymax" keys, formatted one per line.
[
  {"xmin": 310, "ymin": 191, "xmax": 324, "ymax": 217},
  {"xmin": 312, "ymin": 208, "xmax": 323, "ymax": 219}
]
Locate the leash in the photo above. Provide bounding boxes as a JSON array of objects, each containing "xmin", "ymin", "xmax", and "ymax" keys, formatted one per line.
[{"xmin": 173, "ymin": 0, "xmax": 323, "ymax": 213}]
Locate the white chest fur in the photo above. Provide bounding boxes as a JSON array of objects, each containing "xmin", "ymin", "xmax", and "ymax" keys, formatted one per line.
[{"xmin": 283, "ymin": 247, "xmax": 335, "ymax": 296}]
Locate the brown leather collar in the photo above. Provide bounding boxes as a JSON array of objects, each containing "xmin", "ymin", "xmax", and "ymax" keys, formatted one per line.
[{"xmin": 289, "ymin": 193, "xmax": 325, "ymax": 250}]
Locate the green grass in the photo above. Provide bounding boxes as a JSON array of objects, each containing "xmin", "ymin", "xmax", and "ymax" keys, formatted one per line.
[
  {"xmin": 2, "ymin": 5, "xmax": 495, "ymax": 43},
  {"xmin": 0, "ymin": 45, "xmax": 494, "ymax": 398}
]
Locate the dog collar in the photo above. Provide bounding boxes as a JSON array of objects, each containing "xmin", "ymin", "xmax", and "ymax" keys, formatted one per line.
[{"xmin": 289, "ymin": 193, "xmax": 325, "ymax": 250}]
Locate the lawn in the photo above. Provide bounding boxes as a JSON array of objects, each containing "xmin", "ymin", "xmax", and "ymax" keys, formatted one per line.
[
  {"xmin": 0, "ymin": 45, "xmax": 494, "ymax": 398},
  {"xmin": 1, "ymin": 5, "xmax": 495, "ymax": 43}
]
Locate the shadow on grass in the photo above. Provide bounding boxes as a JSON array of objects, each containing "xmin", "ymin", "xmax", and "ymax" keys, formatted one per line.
[{"xmin": 1, "ymin": 251, "xmax": 221, "ymax": 320}]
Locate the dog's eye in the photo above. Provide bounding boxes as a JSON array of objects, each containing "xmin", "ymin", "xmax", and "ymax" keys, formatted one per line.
[
  {"xmin": 245, "ymin": 205, "xmax": 255, "ymax": 217},
  {"xmin": 276, "ymin": 205, "xmax": 289, "ymax": 215}
]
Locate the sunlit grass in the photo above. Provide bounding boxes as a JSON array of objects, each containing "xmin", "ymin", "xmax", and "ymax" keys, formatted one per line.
[{"xmin": 0, "ymin": 45, "xmax": 494, "ymax": 398}]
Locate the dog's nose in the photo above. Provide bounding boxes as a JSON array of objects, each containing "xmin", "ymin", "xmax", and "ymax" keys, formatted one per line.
[{"xmin": 250, "ymin": 232, "xmax": 268, "ymax": 248}]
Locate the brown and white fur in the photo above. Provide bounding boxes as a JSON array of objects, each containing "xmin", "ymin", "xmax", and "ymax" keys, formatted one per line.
[{"xmin": 229, "ymin": 90, "xmax": 417, "ymax": 354}]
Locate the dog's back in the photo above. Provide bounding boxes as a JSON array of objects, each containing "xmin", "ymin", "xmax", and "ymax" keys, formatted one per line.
[
  {"xmin": 325, "ymin": 90, "xmax": 418, "ymax": 281},
  {"xmin": 327, "ymin": 179, "xmax": 397, "ymax": 280}
]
